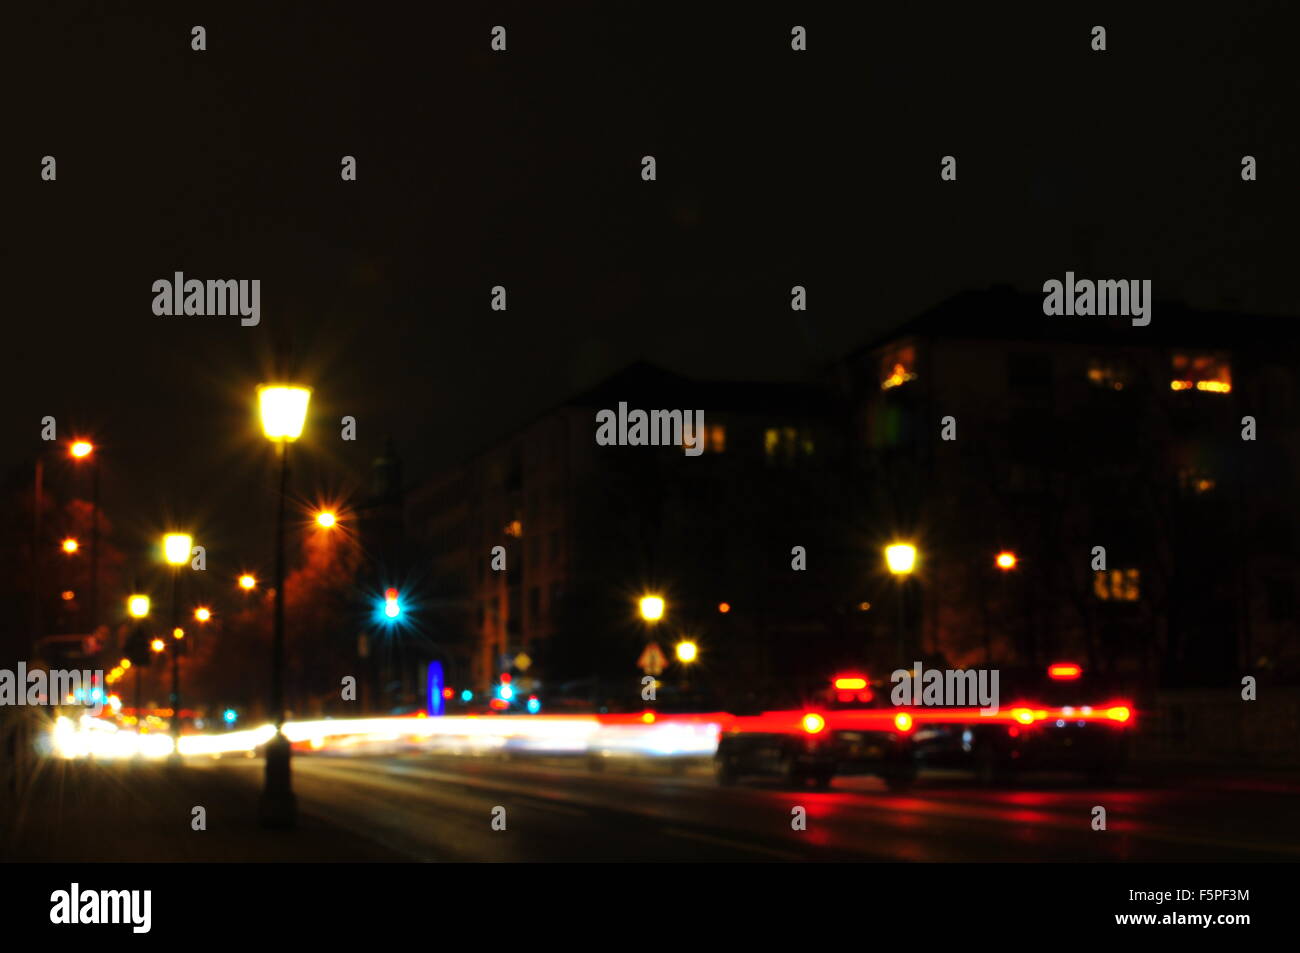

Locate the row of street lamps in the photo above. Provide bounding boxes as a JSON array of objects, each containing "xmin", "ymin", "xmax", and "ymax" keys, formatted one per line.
[{"xmin": 67, "ymin": 383, "xmax": 315, "ymax": 828}]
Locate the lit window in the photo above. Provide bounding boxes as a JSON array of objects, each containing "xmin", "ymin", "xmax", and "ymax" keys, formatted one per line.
[
  {"xmin": 1170, "ymin": 353, "xmax": 1231, "ymax": 394},
  {"xmin": 880, "ymin": 343, "xmax": 917, "ymax": 390},
  {"xmin": 764, "ymin": 426, "xmax": 811, "ymax": 464},
  {"xmin": 1093, "ymin": 568, "xmax": 1140, "ymax": 602},
  {"xmin": 1086, "ymin": 358, "xmax": 1131, "ymax": 391},
  {"xmin": 706, "ymin": 424, "xmax": 726, "ymax": 453}
]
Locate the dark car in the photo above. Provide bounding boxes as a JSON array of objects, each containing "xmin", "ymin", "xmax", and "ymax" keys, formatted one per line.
[
  {"xmin": 713, "ymin": 673, "xmax": 917, "ymax": 789},
  {"xmin": 907, "ymin": 663, "xmax": 1136, "ymax": 784}
]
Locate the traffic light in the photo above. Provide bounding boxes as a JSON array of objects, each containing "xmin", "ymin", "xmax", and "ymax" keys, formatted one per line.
[{"xmin": 383, "ymin": 587, "xmax": 402, "ymax": 619}]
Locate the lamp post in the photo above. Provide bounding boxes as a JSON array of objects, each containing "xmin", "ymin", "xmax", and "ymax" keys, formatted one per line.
[
  {"xmin": 885, "ymin": 543, "xmax": 917, "ymax": 662},
  {"xmin": 162, "ymin": 533, "xmax": 192, "ymax": 760},
  {"xmin": 127, "ymin": 594, "xmax": 150, "ymax": 729},
  {"xmin": 70, "ymin": 441, "xmax": 100, "ymax": 634},
  {"xmin": 257, "ymin": 383, "xmax": 311, "ymax": 829}
]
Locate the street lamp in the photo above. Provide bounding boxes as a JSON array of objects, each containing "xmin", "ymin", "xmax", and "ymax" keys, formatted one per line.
[
  {"xmin": 258, "ymin": 382, "xmax": 311, "ymax": 828},
  {"xmin": 194, "ymin": 606, "xmax": 211, "ymax": 623},
  {"xmin": 127, "ymin": 594, "xmax": 150, "ymax": 728},
  {"xmin": 162, "ymin": 533, "xmax": 192, "ymax": 759},
  {"xmin": 238, "ymin": 574, "xmax": 257, "ymax": 591},
  {"xmin": 675, "ymin": 640, "xmax": 698, "ymax": 663},
  {"xmin": 885, "ymin": 542, "xmax": 917, "ymax": 661},
  {"xmin": 315, "ymin": 510, "xmax": 336, "ymax": 529},
  {"xmin": 995, "ymin": 551, "xmax": 1018, "ymax": 571},
  {"xmin": 639, "ymin": 595, "xmax": 665, "ymax": 623},
  {"xmin": 127, "ymin": 594, "xmax": 150, "ymax": 619},
  {"xmin": 61, "ymin": 538, "xmax": 79, "ymax": 554},
  {"xmin": 69, "ymin": 440, "xmax": 101, "ymax": 632}
]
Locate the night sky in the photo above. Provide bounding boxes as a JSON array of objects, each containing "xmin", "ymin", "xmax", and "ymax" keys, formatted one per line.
[{"xmin": 4, "ymin": 3, "xmax": 1298, "ymax": 566}]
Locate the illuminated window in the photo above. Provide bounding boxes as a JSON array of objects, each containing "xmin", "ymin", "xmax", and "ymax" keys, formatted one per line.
[
  {"xmin": 764, "ymin": 426, "xmax": 813, "ymax": 464},
  {"xmin": 1093, "ymin": 568, "xmax": 1140, "ymax": 602},
  {"xmin": 1086, "ymin": 358, "xmax": 1131, "ymax": 391},
  {"xmin": 705, "ymin": 424, "xmax": 726, "ymax": 453},
  {"xmin": 880, "ymin": 343, "xmax": 917, "ymax": 390},
  {"xmin": 1170, "ymin": 353, "xmax": 1231, "ymax": 394}
]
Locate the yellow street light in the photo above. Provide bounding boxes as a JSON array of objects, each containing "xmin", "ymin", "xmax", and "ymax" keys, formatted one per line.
[
  {"xmin": 258, "ymin": 384, "xmax": 312, "ymax": 442},
  {"xmin": 315, "ymin": 511, "xmax": 337, "ymax": 529},
  {"xmin": 163, "ymin": 533, "xmax": 193, "ymax": 566},
  {"xmin": 70, "ymin": 441, "xmax": 94, "ymax": 459},
  {"xmin": 128, "ymin": 594, "xmax": 150, "ymax": 618},
  {"xmin": 885, "ymin": 543, "xmax": 917, "ymax": 575},
  {"xmin": 995, "ymin": 551, "xmax": 1018, "ymax": 571},
  {"xmin": 675, "ymin": 640, "xmax": 698, "ymax": 664},
  {"xmin": 172, "ymin": 627, "xmax": 185, "ymax": 640},
  {"xmin": 238, "ymin": 574, "xmax": 257, "ymax": 591},
  {"xmin": 638, "ymin": 595, "xmax": 665, "ymax": 622},
  {"xmin": 120, "ymin": 658, "xmax": 132, "ymax": 670},
  {"xmin": 150, "ymin": 638, "xmax": 166, "ymax": 653},
  {"xmin": 194, "ymin": 607, "xmax": 211, "ymax": 623},
  {"xmin": 61, "ymin": 538, "xmax": 79, "ymax": 554}
]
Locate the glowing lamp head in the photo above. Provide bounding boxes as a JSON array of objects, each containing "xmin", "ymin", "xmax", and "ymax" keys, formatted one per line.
[
  {"xmin": 150, "ymin": 638, "xmax": 166, "ymax": 653},
  {"xmin": 61, "ymin": 538, "xmax": 79, "ymax": 554},
  {"xmin": 172, "ymin": 627, "xmax": 184, "ymax": 640},
  {"xmin": 802, "ymin": 712, "xmax": 826, "ymax": 735},
  {"xmin": 638, "ymin": 595, "xmax": 665, "ymax": 622},
  {"xmin": 885, "ymin": 543, "xmax": 917, "ymax": 575},
  {"xmin": 995, "ymin": 551, "xmax": 1018, "ymax": 571},
  {"xmin": 127, "ymin": 595, "xmax": 150, "ymax": 618},
  {"xmin": 1048, "ymin": 662, "xmax": 1083, "ymax": 680},
  {"xmin": 315, "ymin": 511, "xmax": 337, "ymax": 528},
  {"xmin": 257, "ymin": 384, "xmax": 312, "ymax": 442},
  {"xmin": 223, "ymin": 708, "xmax": 237, "ymax": 724},
  {"xmin": 894, "ymin": 712, "xmax": 914, "ymax": 733},
  {"xmin": 163, "ymin": 533, "xmax": 193, "ymax": 566},
  {"xmin": 238, "ymin": 574, "xmax": 257, "ymax": 591},
  {"xmin": 70, "ymin": 441, "xmax": 94, "ymax": 459},
  {"xmin": 717, "ymin": 602, "xmax": 731, "ymax": 614},
  {"xmin": 194, "ymin": 607, "xmax": 211, "ymax": 623},
  {"xmin": 675, "ymin": 640, "xmax": 698, "ymax": 663}
]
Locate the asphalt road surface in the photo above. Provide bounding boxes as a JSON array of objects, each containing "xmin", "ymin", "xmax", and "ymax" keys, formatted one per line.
[{"xmin": 179, "ymin": 753, "xmax": 1300, "ymax": 862}]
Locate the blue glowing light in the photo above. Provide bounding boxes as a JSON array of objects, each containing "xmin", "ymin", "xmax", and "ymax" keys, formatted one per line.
[
  {"xmin": 526, "ymin": 697, "xmax": 541, "ymax": 714},
  {"xmin": 461, "ymin": 690, "xmax": 473, "ymax": 702},
  {"xmin": 223, "ymin": 708, "xmax": 237, "ymax": 724}
]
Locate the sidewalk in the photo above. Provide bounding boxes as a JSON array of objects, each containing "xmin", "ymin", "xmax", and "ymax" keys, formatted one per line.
[{"xmin": 0, "ymin": 757, "xmax": 408, "ymax": 862}]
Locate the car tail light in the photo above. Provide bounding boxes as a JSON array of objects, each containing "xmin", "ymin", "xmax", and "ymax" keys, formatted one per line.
[
  {"xmin": 1048, "ymin": 662, "xmax": 1082, "ymax": 680},
  {"xmin": 1107, "ymin": 705, "xmax": 1131, "ymax": 724},
  {"xmin": 893, "ymin": 712, "xmax": 913, "ymax": 733}
]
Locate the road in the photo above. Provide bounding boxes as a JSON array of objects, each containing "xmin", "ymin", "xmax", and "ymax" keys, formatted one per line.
[{"xmin": 183, "ymin": 753, "xmax": 1300, "ymax": 862}]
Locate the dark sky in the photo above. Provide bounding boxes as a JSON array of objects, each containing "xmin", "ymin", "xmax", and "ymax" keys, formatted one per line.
[{"xmin": 5, "ymin": 3, "xmax": 1299, "ymax": 567}]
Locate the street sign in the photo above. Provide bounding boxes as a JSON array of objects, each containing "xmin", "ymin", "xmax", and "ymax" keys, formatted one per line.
[{"xmin": 637, "ymin": 642, "xmax": 667, "ymax": 676}]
